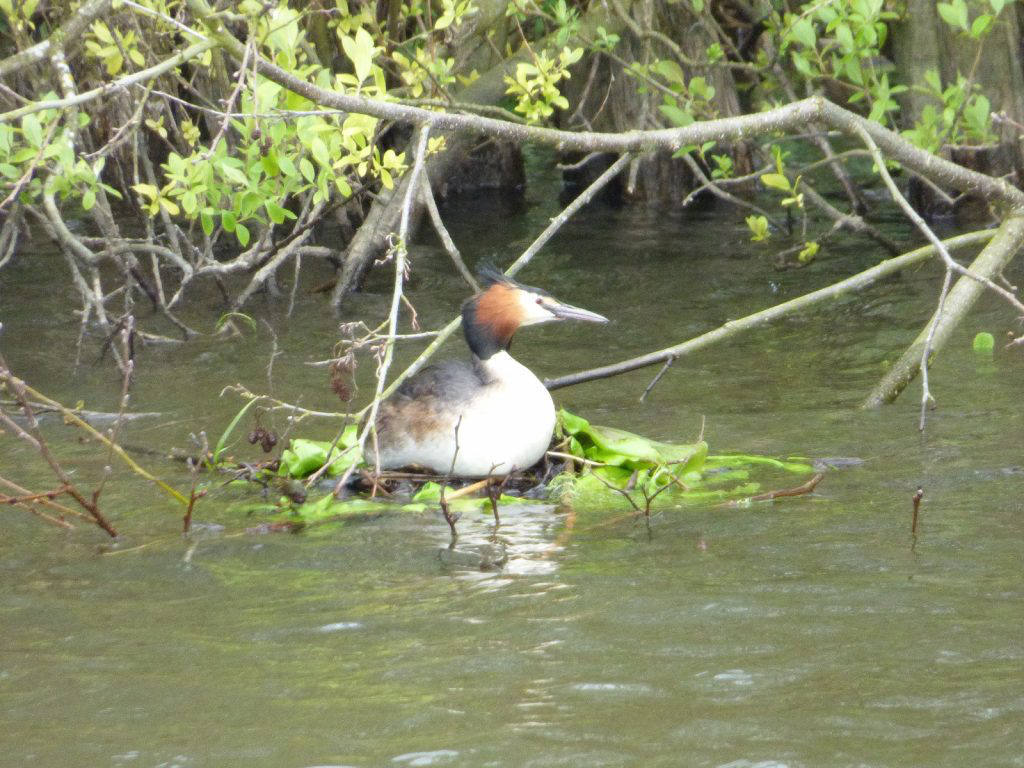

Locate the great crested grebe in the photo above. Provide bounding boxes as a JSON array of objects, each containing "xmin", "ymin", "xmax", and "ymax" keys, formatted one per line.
[{"xmin": 373, "ymin": 267, "xmax": 607, "ymax": 478}]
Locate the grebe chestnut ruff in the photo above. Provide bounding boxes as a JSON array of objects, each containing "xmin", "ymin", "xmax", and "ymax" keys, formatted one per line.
[{"xmin": 373, "ymin": 267, "xmax": 607, "ymax": 477}]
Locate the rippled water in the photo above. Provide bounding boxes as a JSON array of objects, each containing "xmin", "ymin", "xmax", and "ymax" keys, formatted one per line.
[{"xmin": 1, "ymin": 167, "xmax": 1022, "ymax": 766}]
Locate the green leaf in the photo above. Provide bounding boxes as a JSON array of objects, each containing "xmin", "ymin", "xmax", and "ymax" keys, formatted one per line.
[
  {"xmin": 260, "ymin": 152, "xmax": 280, "ymax": 177},
  {"xmin": 212, "ymin": 397, "xmax": 260, "ymax": 464},
  {"xmin": 21, "ymin": 114, "xmax": 42, "ymax": 148},
  {"xmin": 798, "ymin": 240, "xmax": 819, "ymax": 263},
  {"xmin": 746, "ymin": 214, "xmax": 770, "ymax": 242},
  {"xmin": 760, "ymin": 172, "xmax": 791, "ymax": 191},
  {"xmin": 264, "ymin": 201, "xmax": 295, "ymax": 224},
  {"xmin": 81, "ymin": 189, "xmax": 96, "ymax": 210},
  {"xmin": 92, "ymin": 21, "xmax": 114, "ymax": 44},
  {"xmin": 702, "ymin": 454, "xmax": 815, "ymax": 475},
  {"xmin": 342, "ymin": 27, "xmax": 376, "ymax": 84},
  {"xmin": 278, "ymin": 154, "xmax": 298, "ymax": 178},
  {"xmin": 790, "ymin": 18, "xmax": 816, "ymax": 48},
  {"xmin": 300, "ymin": 157, "xmax": 316, "ymax": 182},
  {"xmin": 435, "ymin": 8, "xmax": 455, "ymax": 29},
  {"xmin": 279, "ymin": 432, "xmax": 362, "ymax": 478},
  {"xmin": 235, "ymin": 222, "xmax": 250, "ymax": 247},
  {"xmin": 937, "ymin": 0, "xmax": 968, "ymax": 30},
  {"xmin": 972, "ymin": 331, "xmax": 995, "ymax": 354},
  {"xmin": 791, "ymin": 51, "xmax": 813, "ymax": 76},
  {"xmin": 834, "ymin": 23, "xmax": 854, "ymax": 52},
  {"xmin": 220, "ymin": 164, "xmax": 247, "ymax": 185},
  {"xmin": 658, "ymin": 103, "xmax": 693, "ymax": 127},
  {"xmin": 557, "ymin": 409, "xmax": 706, "ymax": 472},
  {"xmin": 158, "ymin": 197, "xmax": 179, "ymax": 216},
  {"xmin": 970, "ymin": 13, "xmax": 993, "ymax": 38},
  {"xmin": 310, "ymin": 137, "xmax": 330, "ymax": 167},
  {"xmin": 652, "ymin": 59, "xmax": 685, "ymax": 87}
]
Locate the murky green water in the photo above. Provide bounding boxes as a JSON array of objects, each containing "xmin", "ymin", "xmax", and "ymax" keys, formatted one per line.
[{"xmin": 2, "ymin": 174, "xmax": 1022, "ymax": 767}]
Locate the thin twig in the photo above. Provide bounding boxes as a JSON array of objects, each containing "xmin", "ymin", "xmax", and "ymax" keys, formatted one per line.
[
  {"xmin": 717, "ymin": 472, "xmax": 824, "ymax": 507},
  {"xmin": 335, "ymin": 125, "xmax": 432, "ymax": 493},
  {"xmin": 419, "ymin": 173, "xmax": 478, "ymax": 290},
  {"xmin": 639, "ymin": 355, "xmax": 676, "ymax": 403}
]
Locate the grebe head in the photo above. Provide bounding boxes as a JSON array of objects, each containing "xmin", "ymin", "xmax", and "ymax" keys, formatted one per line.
[{"xmin": 461, "ymin": 265, "xmax": 608, "ymax": 359}]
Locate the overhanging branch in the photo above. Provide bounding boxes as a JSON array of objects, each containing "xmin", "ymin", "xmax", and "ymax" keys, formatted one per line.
[{"xmin": 183, "ymin": 0, "xmax": 1024, "ymax": 212}]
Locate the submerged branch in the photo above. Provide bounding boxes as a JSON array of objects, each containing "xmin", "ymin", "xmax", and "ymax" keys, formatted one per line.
[{"xmin": 545, "ymin": 231, "xmax": 996, "ymax": 391}]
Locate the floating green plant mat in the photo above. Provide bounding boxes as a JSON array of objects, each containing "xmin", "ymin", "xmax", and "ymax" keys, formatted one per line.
[
  {"xmin": 249, "ymin": 410, "xmax": 818, "ymax": 525},
  {"xmin": 277, "ymin": 424, "xmax": 363, "ymax": 478},
  {"xmin": 551, "ymin": 409, "xmax": 816, "ymax": 510}
]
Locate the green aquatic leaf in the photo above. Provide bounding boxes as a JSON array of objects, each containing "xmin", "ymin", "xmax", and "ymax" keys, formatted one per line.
[
  {"xmin": 557, "ymin": 409, "xmax": 707, "ymax": 472},
  {"xmin": 288, "ymin": 493, "xmax": 390, "ymax": 523},
  {"xmin": 278, "ymin": 430, "xmax": 362, "ymax": 478},
  {"xmin": 703, "ymin": 453, "xmax": 815, "ymax": 474},
  {"xmin": 282, "ymin": 480, "xmax": 527, "ymax": 524},
  {"xmin": 212, "ymin": 397, "xmax": 260, "ymax": 464},
  {"xmin": 972, "ymin": 331, "xmax": 995, "ymax": 355}
]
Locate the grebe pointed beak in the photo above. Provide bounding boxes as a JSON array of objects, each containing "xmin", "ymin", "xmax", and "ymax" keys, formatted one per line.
[{"xmin": 547, "ymin": 299, "xmax": 608, "ymax": 323}]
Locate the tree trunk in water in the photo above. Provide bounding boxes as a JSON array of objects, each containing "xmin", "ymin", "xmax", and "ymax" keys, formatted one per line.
[
  {"xmin": 564, "ymin": 0, "xmax": 748, "ymax": 204},
  {"xmin": 892, "ymin": 4, "xmax": 1024, "ymax": 216}
]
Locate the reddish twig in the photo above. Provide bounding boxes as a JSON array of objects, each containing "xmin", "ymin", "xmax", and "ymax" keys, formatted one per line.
[
  {"xmin": 911, "ymin": 486, "xmax": 923, "ymax": 536},
  {"xmin": 0, "ymin": 484, "xmax": 78, "ymax": 529},
  {"xmin": 0, "ymin": 352, "xmax": 119, "ymax": 537},
  {"xmin": 718, "ymin": 472, "xmax": 824, "ymax": 507}
]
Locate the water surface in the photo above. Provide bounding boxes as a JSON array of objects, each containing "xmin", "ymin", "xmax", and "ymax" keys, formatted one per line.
[{"xmin": 1, "ymin": 177, "xmax": 1022, "ymax": 767}]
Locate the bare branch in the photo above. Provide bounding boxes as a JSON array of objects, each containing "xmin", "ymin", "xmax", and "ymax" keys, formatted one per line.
[
  {"xmin": 0, "ymin": 0, "xmax": 113, "ymax": 79},
  {"xmin": 183, "ymin": 0, "xmax": 1024, "ymax": 211},
  {"xmin": 545, "ymin": 230, "xmax": 996, "ymax": 391},
  {"xmin": 863, "ymin": 216, "xmax": 1024, "ymax": 408}
]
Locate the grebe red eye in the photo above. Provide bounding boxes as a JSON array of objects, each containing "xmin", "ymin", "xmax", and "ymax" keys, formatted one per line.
[{"xmin": 536, "ymin": 297, "xmax": 543, "ymax": 305}]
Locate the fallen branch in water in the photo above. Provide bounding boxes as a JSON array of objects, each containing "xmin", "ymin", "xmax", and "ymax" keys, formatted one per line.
[
  {"xmin": 0, "ymin": 475, "xmax": 88, "ymax": 523},
  {"xmin": 545, "ymin": 230, "xmax": 995, "ymax": 391},
  {"xmin": 0, "ymin": 483, "xmax": 76, "ymax": 529},
  {"xmin": 863, "ymin": 215, "xmax": 1024, "ymax": 410},
  {"xmin": 0, "ymin": 401, "xmax": 163, "ymax": 426},
  {"xmin": 0, "ymin": 340, "xmax": 188, "ymax": 538},
  {"xmin": 851, "ymin": 125, "xmax": 1024, "ymax": 428},
  {"xmin": 0, "ymin": 352, "xmax": 120, "ymax": 537}
]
